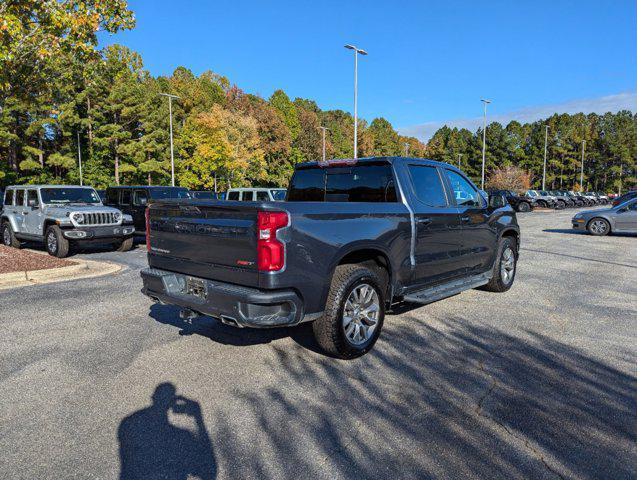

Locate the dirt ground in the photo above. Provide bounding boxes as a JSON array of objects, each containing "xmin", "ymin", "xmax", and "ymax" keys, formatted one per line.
[{"xmin": 0, "ymin": 245, "xmax": 74, "ymax": 274}]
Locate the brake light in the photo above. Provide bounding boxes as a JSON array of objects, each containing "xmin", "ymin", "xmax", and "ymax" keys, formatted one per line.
[
  {"xmin": 257, "ymin": 211, "xmax": 288, "ymax": 271},
  {"xmin": 317, "ymin": 158, "xmax": 358, "ymax": 167},
  {"xmin": 145, "ymin": 207, "xmax": 151, "ymax": 252}
]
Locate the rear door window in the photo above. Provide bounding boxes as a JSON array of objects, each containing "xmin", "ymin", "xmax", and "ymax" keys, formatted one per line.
[
  {"xmin": 120, "ymin": 189, "xmax": 132, "ymax": 206},
  {"xmin": 407, "ymin": 165, "xmax": 448, "ymax": 207},
  {"xmin": 241, "ymin": 191, "xmax": 254, "ymax": 201},
  {"xmin": 227, "ymin": 191, "xmax": 239, "ymax": 201},
  {"xmin": 15, "ymin": 189, "xmax": 25, "ymax": 206},
  {"xmin": 255, "ymin": 191, "xmax": 270, "ymax": 201},
  {"xmin": 325, "ymin": 164, "xmax": 397, "ymax": 202}
]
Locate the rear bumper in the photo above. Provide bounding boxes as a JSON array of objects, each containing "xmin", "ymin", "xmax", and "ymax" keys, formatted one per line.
[{"xmin": 140, "ymin": 267, "xmax": 308, "ymax": 328}]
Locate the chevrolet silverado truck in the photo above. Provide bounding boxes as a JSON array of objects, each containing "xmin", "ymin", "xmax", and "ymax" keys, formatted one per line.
[
  {"xmin": 141, "ymin": 157, "xmax": 520, "ymax": 358},
  {"xmin": 2, "ymin": 185, "xmax": 134, "ymax": 257}
]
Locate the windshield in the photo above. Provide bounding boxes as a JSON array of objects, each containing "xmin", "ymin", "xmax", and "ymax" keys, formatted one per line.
[
  {"xmin": 149, "ymin": 188, "xmax": 191, "ymax": 200},
  {"xmin": 270, "ymin": 189, "xmax": 287, "ymax": 201},
  {"xmin": 527, "ymin": 190, "xmax": 537, "ymax": 197},
  {"xmin": 41, "ymin": 188, "xmax": 101, "ymax": 205}
]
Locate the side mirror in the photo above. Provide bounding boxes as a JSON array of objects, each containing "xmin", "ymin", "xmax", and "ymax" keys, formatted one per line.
[
  {"xmin": 488, "ymin": 194, "xmax": 506, "ymax": 209},
  {"xmin": 617, "ymin": 207, "xmax": 627, "ymax": 213},
  {"xmin": 28, "ymin": 199, "xmax": 39, "ymax": 208}
]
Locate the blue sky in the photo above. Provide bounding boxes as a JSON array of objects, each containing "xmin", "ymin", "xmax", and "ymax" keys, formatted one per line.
[{"xmin": 100, "ymin": 0, "xmax": 637, "ymax": 140}]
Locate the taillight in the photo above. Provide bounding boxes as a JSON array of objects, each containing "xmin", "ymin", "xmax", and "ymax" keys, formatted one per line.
[
  {"xmin": 145, "ymin": 207, "xmax": 151, "ymax": 252},
  {"xmin": 257, "ymin": 211, "xmax": 288, "ymax": 271}
]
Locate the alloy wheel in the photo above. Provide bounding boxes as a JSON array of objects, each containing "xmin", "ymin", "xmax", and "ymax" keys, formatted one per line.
[
  {"xmin": 47, "ymin": 231, "xmax": 57, "ymax": 254},
  {"xmin": 500, "ymin": 247, "xmax": 516, "ymax": 284},
  {"xmin": 589, "ymin": 220, "xmax": 608, "ymax": 235},
  {"xmin": 342, "ymin": 283, "xmax": 380, "ymax": 346}
]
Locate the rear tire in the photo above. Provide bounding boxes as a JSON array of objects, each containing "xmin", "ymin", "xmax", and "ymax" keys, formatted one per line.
[
  {"xmin": 587, "ymin": 218, "xmax": 610, "ymax": 236},
  {"xmin": 517, "ymin": 202, "xmax": 531, "ymax": 212},
  {"xmin": 114, "ymin": 236, "xmax": 134, "ymax": 252},
  {"xmin": 556, "ymin": 200, "xmax": 565, "ymax": 209},
  {"xmin": 480, "ymin": 236, "xmax": 517, "ymax": 293},
  {"xmin": 45, "ymin": 225, "xmax": 70, "ymax": 258},
  {"xmin": 2, "ymin": 222, "xmax": 22, "ymax": 248},
  {"xmin": 312, "ymin": 264, "xmax": 386, "ymax": 359}
]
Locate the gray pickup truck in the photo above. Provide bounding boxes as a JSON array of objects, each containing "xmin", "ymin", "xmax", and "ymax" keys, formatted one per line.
[
  {"xmin": 1, "ymin": 185, "xmax": 135, "ymax": 257},
  {"xmin": 141, "ymin": 157, "xmax": 520, "ymax": 358}
]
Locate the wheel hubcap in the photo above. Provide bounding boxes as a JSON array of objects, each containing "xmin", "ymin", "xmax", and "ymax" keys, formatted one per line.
[
  {"xmin": 500, "ymin": 247, "xmax": 515, "ymax": 284},
  {"xmin": 590, "ymin": 220, "xmax": 607, "ymax": 234},
  {"xmin": 3, "ymin": 227, "xmax": 10, "ymax": 245},
  {"xmin": 343, "ymin": 283, "xmax": 380, "ymax": 346},
  {"xmin": 47, "ymin": 232, "xmax": 57, "ymax": 252}
]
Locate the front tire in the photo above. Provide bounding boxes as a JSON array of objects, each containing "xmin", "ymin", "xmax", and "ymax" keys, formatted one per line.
[
  {"xmin": 556, "ymin": 200, "xmax": 565, "ymax": 209},
  {"xmin": 517, "ymin": 202, "xmax": 531, "ymax": 212},
  {"xmin": 312, "ymin": 264, "xmax": 386, "ymax": 359},
  {"xmin": 587, "ymin": 218, "xmax": 610, "ymax": 236},
  {"xmin": 480, "ymin": 236, "xmax": 517, "ymax": 293},
  {"xmin": 2, "ymin": 222, "xmax": 22, "ymax": 248},
  {"xmin": 45, "ymin": 225, "xmax": 70, "ymax": 258},
  {"xmin": 114, "ymin": 236, "xmax": 134, "ymax": 252}
]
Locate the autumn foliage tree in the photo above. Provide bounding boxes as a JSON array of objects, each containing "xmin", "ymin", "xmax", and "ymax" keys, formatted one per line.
[{"xmin": 486, "ymin": 166, "xmax": 532, "ymax": 193}]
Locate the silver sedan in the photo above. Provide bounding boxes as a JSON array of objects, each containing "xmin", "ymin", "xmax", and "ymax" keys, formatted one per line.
[{"xmin": 572, "ymin": 198, "xmax": 637, "ymax": 235}]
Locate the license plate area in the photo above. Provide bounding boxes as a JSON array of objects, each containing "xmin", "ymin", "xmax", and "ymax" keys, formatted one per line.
[{"xmin": 186, "ymin": 277, "xmax": 207, "ymax": 299}]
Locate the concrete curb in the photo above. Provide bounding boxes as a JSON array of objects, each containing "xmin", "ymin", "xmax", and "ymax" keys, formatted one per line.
[{"xmin": 0, "ymin": 258, "xmax": 122, "ymax": 290}]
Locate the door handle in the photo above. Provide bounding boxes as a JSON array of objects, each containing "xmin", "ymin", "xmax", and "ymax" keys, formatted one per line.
[
  {"xmin": 417, "ymin": 217, "xmax": 432, "ymax": 226},
  {"xmin": 460, "ymin": 216, "xmax": 470, "ymax": 223}
]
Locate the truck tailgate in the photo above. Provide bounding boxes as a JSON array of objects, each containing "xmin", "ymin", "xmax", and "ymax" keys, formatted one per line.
[{"xmin": 147, "ymin": 201, "xmax": 259, "ymax": 286}]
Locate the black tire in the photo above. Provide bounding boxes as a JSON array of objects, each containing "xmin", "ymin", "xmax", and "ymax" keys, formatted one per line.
[
  {"xmin": 556, "ymin": 200, "xmax": 565, "ymax": 209},
  {"xmin": 517, "ymin": 202, "xmax": 531, "ymax": 213},
  {"xmin": 114, "ymin": 236, "xmax": 134, "ymax": 252},
  {"xmin": 312, "ymin": 264, "xmax": 386, "ymax": 359},
  {"xmin": 479, "ymin": 236, "xmax": 517, "ymax": 293},
  {"xmin": 537, "ymin": 200, "xmax": 547, "ymax": 208},
  {"xmin": 45, "ymin": 225, "xmax": 70, "ymax": 258},
  {"xmin": 1, "ymin": 221, "xmax": 22, "ymax": 248},
  {"xmin": 587, "ymin": 217, "xmax": 611, "ymax": 236}
]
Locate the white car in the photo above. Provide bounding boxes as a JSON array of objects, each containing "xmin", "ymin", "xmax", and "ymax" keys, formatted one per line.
[{"xmin": 226, "ymin": 188, "xmax": 287, "ymax": 202}]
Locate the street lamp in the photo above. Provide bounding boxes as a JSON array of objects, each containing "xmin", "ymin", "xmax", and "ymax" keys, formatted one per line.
[
  {"xmin": 344, "ymin": 44, "xmax": 367, "ymax": 159},
  {"xmin": 480, "ymin": 98, "xmax": 491, "ymax": 190},
  {"xmin": 160, "ymin": 93, "xmax": 180, "ymax": 186},
  {"xmin": 76, "ymin": 130, "xmax": 83, "ymax": 186},
  {"xmin": 542, "ymin": 125, "xmax": 549, "ymax": 191},
  {"xmin": 319, "ymin": 126, "xmax": 330, "ymax": 162},
  {"xmin": 457, "ymin": 153, "xmax": 463, "ymax": 168}
]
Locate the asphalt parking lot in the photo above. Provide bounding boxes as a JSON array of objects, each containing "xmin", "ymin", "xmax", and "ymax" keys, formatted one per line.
[{"xmin": 1, "ymin": 207, "xmax": 635, "ymax": 480}]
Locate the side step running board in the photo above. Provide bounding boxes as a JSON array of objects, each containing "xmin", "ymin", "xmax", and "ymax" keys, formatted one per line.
[{"xmin": 403, "ymin": 272, "xmax": 491, "ymax": 305}]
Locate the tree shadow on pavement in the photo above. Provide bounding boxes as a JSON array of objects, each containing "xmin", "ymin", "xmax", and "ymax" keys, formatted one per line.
[
  {"xmin": 118, "ymin": 382, "xmax": 216, "ymax": 480},
  {"xmin": 211, "ymin": 317, "xmax": 637, "ymax": 479}
]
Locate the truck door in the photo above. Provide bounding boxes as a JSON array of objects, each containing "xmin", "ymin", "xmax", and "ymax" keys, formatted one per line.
[
  {"xmin": 12, "ymin": 189, "xmax": 26, "ymax": 233},
  {"xmin": 23, "ymin": 189, "xmax": 44, "ymax": 235},
  {"xmin": 405, "ymin": 164, "xmax": 465, "ymax": 287},
  {"xmin": 443, "ymin": 169, "xmax": 496, "ymax": 275},
  {"xmin": 132, "ymin": 189, "xmax": 149, "ymax": 231},
  {"xmin": 615, "ymin": 200, "xmax": 637, "ymax": 230}
]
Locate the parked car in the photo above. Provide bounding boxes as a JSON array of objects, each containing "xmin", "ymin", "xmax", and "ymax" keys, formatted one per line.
[
  {"xmin": 190, "ymin": 191, "xmax": 220, "ymax": 200},
  {"xmin": 548, "ymin": 190, "xmax": 575, "ymax": 208},
  {"xmin": 568, "ymin": 191, "xmax": 591, "ymax": 206},
  {"xmin": 487, "ymin": 189, "xmax": 535, "ymax": 212},
  {"xmin": 141, "ymin": 157, "xmax": 520, "ymax": 358},
  {"xmin": 611, "ymin": 190, "xmax": 637, "ymax": 207},
  {"xmin": 526, "ymin": 190, "xmax": 557, "ymax": 208},
  {"xmin": 572, "ymin": 197, "xmax": 637, "ymax": 235},
  {"xmin": 226, "ymin": 188, "xmax": 287, "ymax": 202},
  {"xmin": 104, "ymin": 186, "xmax": 191, "ymax": 233},
  {"xmin": 581, "ymin": 192, "xmax": 600, "ymax": 205},
  {"xmin": 595, "ymin": 192, "xmax": 609, "ymax": 204},
  {"xmin": 1, "ymin": 185, "xmax": 134, "ymax": 257}
]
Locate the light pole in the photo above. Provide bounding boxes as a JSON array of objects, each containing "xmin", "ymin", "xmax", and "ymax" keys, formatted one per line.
[
  {"xmin": 160, "ymin": 93, "xmax": 180, "ymax": 186},
  {"xmin": 319, "ymin": 126, "xmax": 329, "ymax": 162},
  {"xmin": 76, "ymin": 130, "xmax": 83, "ymax": 186},
  {"xmin": 344, "ymin": 44, "xmax": 367, "ymax": 159},
  {"xmin": 580, "ymin": 140, "xmax": 586, "ymax": 190},
  {"xmin": 480, "ymin": 99, "xmax": 491, "ymax": 190},
  {"xmin": 542, "ymin": 125, "xmax": 549, "ymax": 191},
  {"xmin": 404, "ymin": 143, "xmax": 410, "ymax": 156},
  {"xmin": 457, "ymin": 153, "xmax": 463, "ymax": 168}
]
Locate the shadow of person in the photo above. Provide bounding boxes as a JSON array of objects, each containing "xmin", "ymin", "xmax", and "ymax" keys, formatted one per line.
[{"xmin": 118, "ymin": 383, "xmax": 216, "ymax": 480}]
